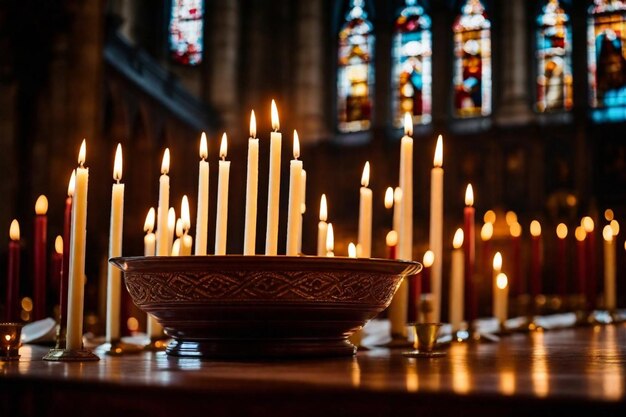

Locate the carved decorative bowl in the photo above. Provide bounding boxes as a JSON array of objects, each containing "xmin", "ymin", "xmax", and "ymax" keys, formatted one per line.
[{"xmin": 110, "ymin": 256, "xmax": 421, "ymax": 359}]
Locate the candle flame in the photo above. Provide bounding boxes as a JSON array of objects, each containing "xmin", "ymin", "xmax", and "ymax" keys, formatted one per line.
[
  {"xmin": 575, "ymin": 226, "xmax": 586, "ymax": 242},
  {"xmin": 556, "ymin": 223, "xmax": 568, "ymax": 239},
  {"xmin": 319, "ymin": 194, "xmax": 328, "ymax": 222},
  {"xmin": 113, "ymin": 143, "xmax": 123, "ymax": 181},
  {"xmin": 326, "ymin": 223, "xmax": 334, "ymax": 253},
  {"xmin": 505, "ymin": 211, "xmax": 518, "ymax": 226},
  {"xmin": 271, "ymin": 99, "xmax": 279, "ymax": 131},
  {"xmin": 403, "ymin": 112, "xmax": 413, "ymax": 136},
  {"xmin": 394, "ymin": 187, "xmax": 402, "ymax": 204},
  {"xmin": 168, "ymin": 207, "xmax": 176, "ymax": 233},
  {"xmin": 181, "ymin": 195, "xmax": 191, "ymax": 232},
  {"xmin": 361, "ymin": 162, "xmax": 370, "ymax": 188},
  {"xmin": 610, "ymin": 220, "xmax": 619, "ymax": 236},
  {"xmin": 54, "ymin": 235, "xmax": 63, "ymax": 254},
  {"xmin": 465, "ymin": 184, "xmax": 474, "ymax": 206},
  {"xmin": 603, "ymin": 225, "xmax": 613, "ymax": 242},
  {"xmin": 496, "ymin": 273, "xmax": 508, "ymax": 290},
  {"xmin": 434, "ymin": 135, "xmax": 443, "ymax": 167},
  {"xmin": 605, "ymin": 209, "xmax": 614, "ymax": 221},
  {"xmin": 175, "ymin": 218, "xmax": 183, "ymax": 238},
  {"xmin": 453, "ymin": 228, "xmax": 464, "ymax": 249},
  {"xmin": 293, "ymin": 130, "xmax": 300, "ymax": 159},
  {"xmin": 480, "ymin": 222, "xmax": 493, "ymax": 241},
  {"xmin": 144, "ymin": 207, "xmax": 155, "ymax": 233},
  {"xmin": 386, "ymin": 230, "xmax": 398, "ymax": 247},
  {"xmin": 423, "ymin": 250, "xmax": 435, "ymax": 268},
  {"xmin": 530, "ymin": 220, "xmax": 542, "ymax": 237},
  {"xmin": 68, "ymin": 171, "xmax": 76, "ymax": 197},
  {"xmin": 78, "ymin": 139, "xmax": 86, "ymax": 166},
  {"xmin": 220, "ymin": 133, "xmax": 228, "ymax": 159},
  {"xmin": 493, "ymin": 252, "xmax": 502, "ymax": 271},
  {"xmin": 250, "ymin": 110, "xmax": 257, "ymax": 138},
  {"xmin": 582, "ymin": 216, "xmax": 594, "ymax": 233},
  {"xmin": 35, "ymin": 195, "xmax": 48, "ymax": 215},
  {"xmin": 483, "ymin": 210, "xmax": 496, "ymax": 224},
  {"xmin": 9, "ymin": 219, "xmax": 19, "ymax": 241},
  {"xmin": 348, "ymin": 242, "xmax": 357, "ymax": 258},
  {"xmin": 161, "ymin": 148, "xmax": 170, "ymax": 174},
  {"xmin": 200, "ymin": 132, "xmax": 208, "ymax": 160},
  {"xmin": 384, "ymin": 187, "xmax": 394, "ymax": 209},
  {"xmin": 510, "ymin": 222, "xmax": 522, "ymax": 238}
]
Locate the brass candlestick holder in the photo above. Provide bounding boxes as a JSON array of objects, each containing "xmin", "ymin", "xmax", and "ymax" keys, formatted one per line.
[
  {"xmin": 43, "ymin": 347, "xmax": 100, "ymax": 362},
  {"xmin": 0, "ymin": 322, "xmax": 24, "ymax": 361},
  {"xmin": 402, "ymin": 323, "xmax": 446, "ymax": 358}
]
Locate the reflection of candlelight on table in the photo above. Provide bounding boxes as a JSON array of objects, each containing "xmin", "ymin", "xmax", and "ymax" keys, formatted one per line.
[{"xmin": 531, "ymin": 332, "xmax": 549, "ymax": 397}]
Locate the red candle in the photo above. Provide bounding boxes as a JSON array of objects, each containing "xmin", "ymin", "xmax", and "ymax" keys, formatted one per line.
[
  {"xmin": 575, "ymin": 226, "xmax": 587, "ymax": 301},
  {"xmin": 33, "ymin": 195, "xmax": 48, "ymax": 321},
  {"xmin": 529, "ymin": 220, "xmax": 542, "ymax": 298},
  {"xmin": 463, "ymin": 185, "xmax": 476, "ymax": 324},
  {"xmin": 50, "ymin": 236, "xmax": 63, "ymax": 304},
  {"xmin": 582, "ymin": 217, "xmax": 597, "ymax": 310},
  {"xmin": 386, "ymin": 231, "xmax": 398, "ymax": 260},
  {"xmin": 6, "ymin": 220, "xmax": 21, "ymax": 322},
  {"xmin": 60, "ymin": 172, "xmax": 75, "ymax": 325},
  {"xmin": 421, "ymin": 250, "xmax": 434, "ymax": 294},
  {"xmin": 555, "ymin": 223, "xmax": 568, "ymax": 296},
  {"xmin": 407, "ymin": 272, "xmax": 421, "ymax": 323},
  {"xmin": 509, "ymin": 223, "xmax": 522, "ymax": 296}
]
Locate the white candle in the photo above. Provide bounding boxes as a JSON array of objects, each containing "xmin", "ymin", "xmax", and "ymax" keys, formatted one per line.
[
  {"xmin": 494, "ymin": 273, "xmax": 509, "ymax": 325},
  {"xmin": 429, "ymin": 135, "xmax": 444, "ymax": 322},
  {"xmin": 143, "ymin": 208, "xmax": 156, "ymax": 256},
  {"xmin": 167, "ymin": 207, "xmax": 175, "ymax": 255},
  {"xmin": 286, "ymin": 131, "xmax": 303, "ymax": 256},
  {"xmin": 603, "ymin": 225, "xmax": 616, "ymax": 310},
  {"xmin": 172, "ymin": 218, "xmax": 182, "ymax": 255},
  {"xmin": 66, "ymin": 139, "xmax": 89, "ymax": 351},
  {"xmin": 393, "ymin": 187, "xmax": 402, "ymax": 235},
  {"xmin": 181, "ymin": 195, "xmax": 193, "ymax": 256},
  {"xmin": 317, "ymin": 194, "xmax": 328, "ymax": 256},
  {"xmin": 298, "ymin": 169, "xmax": 307, "ymax": 254},
  {"xmin": 215, "ymin": 133, "xmax": 230, "ymax": 255},
  {"xmin": 171, "ymin": 239, "xmax": 181, "ymax": 257},
  {"xmin": 156, "ymin": 149, "xmax": 170, "ymax": 256},
  {"xmin": 106, "ymin": 144, "xmax": 125, "ymax": 344},
  {"xmin": 491, "ymin": 252, "xmax": 502, "ymax": 319},
  {"xmin": 348, "ymin": 242, "xmax": 357, "ymax": 258},
  {"xmin": 326, "ymin": 222, "xmax": 334, "ymax": 257},
  {"xmin": 450, "ymin": 228, "xmax": 465, "ymax": 334},
  {"xmin": 195, "ymin": 132, "xmax": 209, "ymax": 255},
  {"xmin": 358, "ymin": 162, "xmax": 372, "ymax": 258},
  {"xmin": 244, "ymin": 111, "xmax": 259, "ymax": 255},
  {"xmin": 266, "ymin": 99, "xmax": 282, "ymax": 255}
]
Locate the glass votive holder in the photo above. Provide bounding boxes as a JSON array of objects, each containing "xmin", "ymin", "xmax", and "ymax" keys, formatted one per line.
[{"xmin": 0, "ymin": 322, "xmax": 24, "ymax": 361}]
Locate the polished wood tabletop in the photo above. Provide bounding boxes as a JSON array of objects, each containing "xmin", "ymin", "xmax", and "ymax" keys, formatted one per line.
[{"xmin": 1, "ymin": 324, "xmax": 625, "ymax": 416}]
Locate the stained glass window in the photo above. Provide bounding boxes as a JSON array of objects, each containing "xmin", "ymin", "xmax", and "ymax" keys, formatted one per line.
[
  {"xmin": 392, "ymin": 0, "xmax": 432, "ymax": 127},
  {"xmin": 337, "ymin": 0, "xmax": 375, "ymax": 133},
  {"xmin": 452, "ymin": 0, "xmax": 491, "ymax": 118},
  {"xmin": 169, "ymin": 0, "xmax": 204, "ymax": 66},
  {"xmin": 588, "ymin": 0, "xmax": 626, "ymax": 122},
  {"xmin": 536, "ymin": 0, "xmax": 573, "ymax": 113}
]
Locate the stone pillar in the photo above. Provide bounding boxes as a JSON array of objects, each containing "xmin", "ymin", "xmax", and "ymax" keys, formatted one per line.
[
  {"xmin": 496, "ymin": 0, "xmax": 533, "ymax": 125},
  {"xmin": 294, "ymin": 0, "xmax": 326, "ymax": 143}
]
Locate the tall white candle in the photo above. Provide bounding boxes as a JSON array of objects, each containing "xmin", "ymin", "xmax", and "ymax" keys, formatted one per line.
[
  {"xmin": 326, "ymin": 222, "xmax": 334, "ymax": 257},
  {"xmin": 66, "ymin": 139, "xmax": 89, "ymax": 351},
  {"xmin": 358, "ymin": 162, "xmax": 372, "ymax": 258},
  {"xmin": 167, "ymin": 207, "xmax": 175, "ymax": 255},
  {"xmin": 215, "ymin": 133, "xmax": 230, "ymax": 255},
  {"xmin": 317, "ymin": 194, "xmax": 328, "ymax": 256},
  {"xmin": 298, "ymin": 169, "xmax": 307, "ymax": 254},
  {"xmin": 494, "ymin": 273, "xmax": 509, "ymax": 325},
  {"xmin": 390, "ymin": 113, "xmax": 413, "ymax": 338},
  {"xmin": 266, "ymin": 99, "xmax": 282, "ymax": 255},
  {"xmin": 491, "ymin": 252, "xmax": 502, "ymax": 319},
  {"xmin": 450, "ymin": 228, "xmax": 465, "ymax": 334},
  {"xmin": 181, "ymin": 195, "xmax": 193, "ymax": 256},
  {"xmin": 106, "ymin": 144, "xmax": 125, "ymax": 344},
  {"xmin": 429, "ymin": 135, "xmax": 444, "ymax": 322},
  {"xmin": 244, "ymin": 111, "xmax": 259, "ymax": 255},
  {"xmin": 603, "ymin": 225, "xmax": 616, "ymax": 310},
  {"xmin": 195, "ymin": 133, "xmax": 209, "ymax": 255},
  {"xmin": 286, "ymin": 131, "xmax": 303, "ymax": 256},
  {"xmin": 156, "ymin": 149, "xmax": 170, "ymax": 256}
]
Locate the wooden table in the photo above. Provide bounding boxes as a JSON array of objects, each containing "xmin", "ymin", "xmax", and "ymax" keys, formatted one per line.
[{"xmin": 1, "ymin": 324, "xmax": 625, "ymax": 416}]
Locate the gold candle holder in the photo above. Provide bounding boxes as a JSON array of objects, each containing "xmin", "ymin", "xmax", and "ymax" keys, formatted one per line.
[
  {"xmin": 402, "ymin": 322, "xmax": 446, "ymax": 358},
  {"xmin": 0, "ymin": 322, "xmax": 23, "ymax": 361}
]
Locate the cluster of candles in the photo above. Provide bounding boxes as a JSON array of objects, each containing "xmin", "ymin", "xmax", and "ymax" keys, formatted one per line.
[{"xmin": 3, "ymin": 101, "xmax": 624, "ymax": 348}]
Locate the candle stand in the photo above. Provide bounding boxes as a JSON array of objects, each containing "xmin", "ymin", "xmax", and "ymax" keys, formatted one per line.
[
  {"xmin": 43, "ymin": 346, "xmax": 99, "ymax": 362},
  {"xmin": 0, "ymin": 322, "xmax": 23, "ymax": 361}
]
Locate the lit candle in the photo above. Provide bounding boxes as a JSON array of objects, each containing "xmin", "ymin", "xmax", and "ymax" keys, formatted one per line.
[
  {"xmin": 181, "ymin": 195, "xmax": 193, "ymax": 256},
  {"xmin": 6, "ymin": 220, "xmax": 20, "ymax": 322},
  {"xmin": 106, "ymin": 143, "xmax": 125, "ymax": 344},
  {"xmin": 509, "ymin": 222, "xmax": 522, "ymax": 296},
  {"xmin": 529, "ymin": 220, "xmax": 542, "ymax": 299},
  {"xmin": 449, "ymin": 228, "xmax": 465, "ymax": 334},
  {"xmin": 167, "ymin": 207, "xmax": 175, "ymax": 255},
  {"xmin": 358, "ymin": 161, "xmax": 372, "ymax": 258},
  {"xmin": 556, "ymin": 223, "xmax": 568, "ymax": 297},
  {"xmin": 317, "ymin": 194, "xmax": 328, "ymax": 256},
  {"xmin": 480, "ymin": 222, "xmax": 493, "ymax": 275},
  {"xmin": 582, "ymin": 217, "xmax": 597, "ymax": 310},
  {"xmin": 244, "ymin": 112, "xmax": 258, "ymax": 255},
  {"xmin": 286, "ymin": 131, "xmax": 303, "ymax": 256},
  {"xmin": 60, "ymin": 172, "xmax": 74, "ymax": 332},
  {"xmin": 603, "ymin": 225, "xmax": 616, "ymax": 311},
  {"xmin": 463, "ymin": 184, "xmax": 476, "ymax": 326},
  {"xmin": 195, "ymin": 132, "xmax": 209, "ymax": 255},
  {"xmin": 156, "ymin": 149, "xmax": 170, "ymax": 256},
  {"xmin": 265, "ymin": 99, "xmax": 282, "ymax": 255},
  {"xmin": 422, "ymin": 250, "xmax": 434, "ymax": 295},
  {"xmin": 173, "ymin": 218, "xmax": 182, "ymax": 255},
  {"xmin": 393, "ymin": 187, "xmax": 402, "ymax": 236},
  {"xmin": 298, "ymin": 169, "xmax": 307, "ymax": 254},
  {"xmin": 348, "ymin": 242, "xmax": 357, "ymax": 258},
  {"xmin": 215, "ymin": 133, "xmax": 230, "ymax": 255},
  {"xmin": 326, "ymin": 222, "xmax": 334, "ymax": 257},
  {"xmin": 429, "ymin": 135, "xmax": 444, "ymax": 322},
  {"xmin": 33, "ymin": 194, "xmax": 49, "ymax": 320},
  {"xmin": 491, "ymin": 252, "xmax": 502, "ymax": 318},
  {"xmin": 419, "ymin": 250, "xmax": 434, "ymax": 323},
  {"xmin": 575, "ymin": 226, "xmax": 587, "ymax": 302},
  {"xmin": 66, "ymin": 139, "xmax": 89, "ymax": 351},
  {"xmin": 143, "ymin": 208, "xmax": 156, "ymax": 256},
  {"xmin": 51, "ymin": 236, "xmax": 63, "ymax": 300},
  {"xmin": 171, "ymin": 238, "xmax": 181, "ymax": 257},
  {"xmin": 386, "ymin": 230, "xmax": 398, "ymax": 260},
  {"xmin": 494, "ymin": 273, "xmax": 509, "ymax": 326}
]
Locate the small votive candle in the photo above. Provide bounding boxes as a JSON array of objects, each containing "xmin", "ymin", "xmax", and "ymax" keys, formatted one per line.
[{"xmin": 0, "ymin": 322, "xmax": 23, "ymax": 361}]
